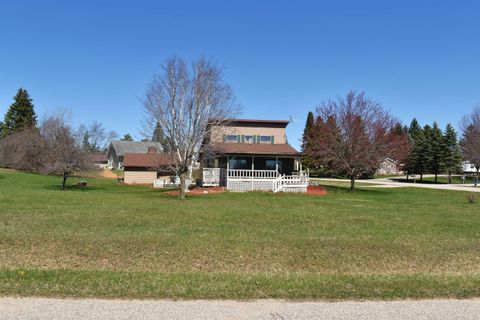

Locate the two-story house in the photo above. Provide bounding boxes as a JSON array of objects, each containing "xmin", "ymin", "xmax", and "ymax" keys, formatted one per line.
[{"xmin": 201, "ymin": 119, "xmax": 308, "ymax": 192}]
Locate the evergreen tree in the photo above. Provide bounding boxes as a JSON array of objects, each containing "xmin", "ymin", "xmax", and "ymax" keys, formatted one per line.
[
  {"xmin": 81, "ymin": 132, "xmax": 92, "ymax": 152},
  {"xmin": 2, "ymin": 88, "xmax": 37, "ymax": 137},
  {"xmin": 424, "ymin": 122, "xmax": 445, "ymax": 183},
  {"xmin": 121, "ymin": 133, "xmax": 133, "ymax": 141},
  {"xmin": 301, "ymin": 111, "xmax": 315, "ymax": 152},
  {"xmin": 406, "ymin": 118, "xmax": 427, "ymax": 180},
  {"xmin": 442, "ymin": 123, "xmax": 462, "ymax": 183},
  {"xmin": 152, "ymin": 121, "xmax": 169, "ymax": 152},
  {"xmin": 301, "ymin": 111, "xmax": 315, "ymax": 170}
]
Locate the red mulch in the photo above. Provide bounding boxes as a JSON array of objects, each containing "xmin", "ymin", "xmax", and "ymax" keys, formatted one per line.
[
  {"xmin": 305, "ymin": 185, "xmax": 328, "ymax": 195},
  {"xmin": 165, "ymin": 186, "xmax": 226, "ymax": 196}
]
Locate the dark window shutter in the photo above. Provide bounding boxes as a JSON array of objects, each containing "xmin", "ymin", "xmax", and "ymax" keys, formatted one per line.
[
  {"xmin": 271, "ymin": 135, "xmax": 274, "ymax": 144},
  {"xmin": 241, "ymin": 135, "xmax": 245, "ymax": 143},
  {"xmin": 223, "ymin": 134, "xmax": 226, "ymax": 142}
]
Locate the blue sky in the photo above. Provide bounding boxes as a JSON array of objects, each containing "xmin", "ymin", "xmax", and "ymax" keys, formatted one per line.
[{"xmin": 1, "ymin": 0, "xmax": 479, "ymax": 149}]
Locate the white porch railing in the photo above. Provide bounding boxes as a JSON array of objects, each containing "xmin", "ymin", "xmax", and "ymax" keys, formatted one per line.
[
  {"xmin": 227, "ymin": 169, "xmax": 279, "ymax": 179},
  {"xmin": 273, "ymin": 172, "xmax": 309, "ymax": 193},
  {"xmin": 202, "ymin": 168, "xmax": 309, "ymax": 192}
]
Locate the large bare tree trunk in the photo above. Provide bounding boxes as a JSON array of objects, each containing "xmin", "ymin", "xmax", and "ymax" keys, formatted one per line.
[
  {"xmin": 179, "ymin": 173, "xmax": 187, "ymax": 199},
  {"xmin": 434, "ymin": 173, "xmax": 438, "ymax": 183},
  {"xmin": 62, "ymin": 172, "xmax": 68, "ymax": 190},
  {"xmin": 350, "ymin": 175, "xmax": 356, "ymax": 191}
]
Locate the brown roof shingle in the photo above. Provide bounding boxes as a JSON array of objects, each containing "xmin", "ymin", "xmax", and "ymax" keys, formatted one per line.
[
  {"xmin": 211, "ymin": 143, "xmax": 300, "ymax": 156},
  {"xmin": 123, "ymin": 153, "xmax": 175, "ymax": 168}
]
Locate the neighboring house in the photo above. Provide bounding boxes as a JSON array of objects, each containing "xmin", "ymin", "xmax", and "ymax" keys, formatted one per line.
[
  {"xmin": 88, "ymin": 152, "xmax": 108, "ymax": 169},
  {"xmin": 123, "ymin": 150, "xmax": 175, "ymax": 185},
  {"xmin": 376, "ymin": 158, "xmax": 400, "ymax": 175},
  {"xmin": 200, "ymin": 119, "xmax": 308, "ymax": 192},
  {"xmin": 106, "ymin": 141, "xmax": 163, "ymax": 169},
  {"xmin": 462, "ymin": 161, "xmax": 478, "ymax": 174}
]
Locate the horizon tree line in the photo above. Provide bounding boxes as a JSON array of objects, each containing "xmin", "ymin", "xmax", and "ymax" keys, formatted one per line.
[{"xmin": 302, "ymin": 94, "xmax": 480, "ymax": 189}]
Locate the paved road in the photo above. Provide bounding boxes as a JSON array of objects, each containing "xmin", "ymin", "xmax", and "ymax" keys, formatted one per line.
[
  {"xmin": 1, "ymin": 297, "xmax": 480, "ymax": 320},
  {"xmin": 314, "ymin": 175, "xmax": 480, "ymax": 193}
]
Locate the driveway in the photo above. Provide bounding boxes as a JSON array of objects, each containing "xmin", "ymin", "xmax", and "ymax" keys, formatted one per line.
[
  {"xmin": 1, "ymin": 297, "xmax": 480, "ymax": 320},
  {"xmin": 314, "ymin": 176, "xmax": 480, "ymax": 193}
]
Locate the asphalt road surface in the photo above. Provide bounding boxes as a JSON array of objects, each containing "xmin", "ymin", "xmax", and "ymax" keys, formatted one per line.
[{"xmin": 1, "ymin": 298, "xmax": 480, "ymax": 320}]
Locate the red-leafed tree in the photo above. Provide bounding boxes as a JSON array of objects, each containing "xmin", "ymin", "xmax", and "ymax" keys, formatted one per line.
[{"xmin": 306, "ymin": 91, "xmax": 409, "ymax": 190}]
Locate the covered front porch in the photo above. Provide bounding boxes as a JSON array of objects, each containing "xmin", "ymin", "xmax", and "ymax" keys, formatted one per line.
[{"xmin": 202, "ymin": 155, "xmax": 308, "ymax": 192}]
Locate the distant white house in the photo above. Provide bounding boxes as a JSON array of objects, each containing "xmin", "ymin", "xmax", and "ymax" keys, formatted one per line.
[
  {"xmin": 462, "ymin": 161, "xmax": 478, "ymax": 174},
  {"xmin": 376, "ymin": 158, "xmax": 400, "ymax": 175}
]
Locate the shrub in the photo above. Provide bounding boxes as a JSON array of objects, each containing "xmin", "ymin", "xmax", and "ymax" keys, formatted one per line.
[{"xmin": 467, "ymin": 194, "xmax": 477, "ymax": 204}]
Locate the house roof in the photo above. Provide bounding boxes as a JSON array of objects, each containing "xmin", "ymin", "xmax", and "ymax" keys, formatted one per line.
[
  {"xmin": 224, "ymin": 119, "xmax": 290, "ymax": 128},
  {"xmin": 123, "ymin": 153, "xmax": 174, "ymax": 168},
  {"xmin": 108, "ymin": 141, "xmax": 163, "ymax": 157},
  {"xmin": 211, "ymin": 143, "xmax": 300, "ymax": 156},
  {"xmin": 88, "ymin": 153, "xmax": 107, "ymax": 163}
]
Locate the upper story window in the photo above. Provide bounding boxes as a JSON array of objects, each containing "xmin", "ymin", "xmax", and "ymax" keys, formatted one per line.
[
  {"xmin": 225, "ymin": 135, "xmax": 238, "ymax": 143},
  {"xmin": 244, "ymin": 135, "xmax": 254, "ymax": 143},
  {"xmin": 259, "ymin": 135, "xmax": 272, "ymax": 143}
]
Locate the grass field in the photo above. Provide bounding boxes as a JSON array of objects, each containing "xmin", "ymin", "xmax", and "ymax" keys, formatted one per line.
[{"xmin": 1, "ymin": 168, "xmax": 480, "ymax": 300}]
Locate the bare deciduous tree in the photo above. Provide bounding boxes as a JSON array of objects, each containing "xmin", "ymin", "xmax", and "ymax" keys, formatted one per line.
[
  {"xmin": 77, "ymin": 121, "xmax": 118, "ymax": 152},
  {"xmin": 307, "ymin": 91, "xmax": 405, "ymax": 190},
  {"xmin": 41, "ymin": 114, "xmax": 92, "ymax": 190},
  {"xmin": 0, "ymin": 128, "xmax": 45, "ymax": 171},
  {"xmin": 143, "ymin": 56, "xmax": 238, "ymax": 199},
  {"xmin": 461, "ymin": 105, "xmax": 480, "ymax": 179}
]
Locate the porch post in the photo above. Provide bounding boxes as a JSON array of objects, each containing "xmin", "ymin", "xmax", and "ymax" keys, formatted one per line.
[
  {"xmin": 226, "ymin": 156, "xmax": 230, "ymax": 190},
  {"xmin": 251, "ymin": 156, "xmax": 254, "ymax": 191}
]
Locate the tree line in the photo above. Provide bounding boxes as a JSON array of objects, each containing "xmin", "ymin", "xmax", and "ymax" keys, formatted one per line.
[
  {"xmin": 0, "ymin": 88, "xmax": 132, "ymax": 189},
  {"xmin": 302, "ymin": 92, "xmax": 480, "ymax": 189}
]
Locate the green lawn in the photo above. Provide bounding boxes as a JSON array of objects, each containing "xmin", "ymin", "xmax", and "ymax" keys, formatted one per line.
[{"xmin": 1, "ymin": 168, "xmax": 480, "ymax": 300}]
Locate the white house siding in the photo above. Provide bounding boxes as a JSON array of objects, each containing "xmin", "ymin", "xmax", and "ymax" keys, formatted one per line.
[{"xmin": 124, "ymin": 171, "xmax": 157, "ymax": 185}]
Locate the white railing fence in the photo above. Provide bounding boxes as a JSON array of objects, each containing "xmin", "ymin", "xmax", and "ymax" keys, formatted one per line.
[
  {"xmin": 202, "ymin": 168, "xmax": 309, "ymax": 192},
  {"xmin": 227, "ymin": 169, "xmax": 279, "ymax": 179}
]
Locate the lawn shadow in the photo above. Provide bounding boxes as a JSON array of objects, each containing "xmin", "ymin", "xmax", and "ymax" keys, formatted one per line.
[
  {"xmin": 320, "ymin": 184, "xmax": 386, "ymax": 195},
  {"xmin": 390, "ymin": 178, "xmax": 446, "ymax": 185},
  {"xmin": 43, "ymin": 184, "xmax": 106, "ymax": 192}
]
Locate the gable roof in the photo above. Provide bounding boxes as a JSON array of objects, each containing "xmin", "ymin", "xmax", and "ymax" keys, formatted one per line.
[
  {"xmin": 211, "ymin": 142, "xmax": 299, "ymax": 156},
  {"xmin": 123, "ymin": 153, "xmax": 174, "ymax": 168},
  {"xmin": 88, "ymin": 152, "xmax": 107, "ymax": 163},
  {"xmin": 108, "ymin": 141, "xmax": 163, "ymax": 157}
]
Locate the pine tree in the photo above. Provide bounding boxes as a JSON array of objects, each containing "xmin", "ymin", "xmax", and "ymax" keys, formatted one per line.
[
  {"xmin": 301, "ymin": 111, "xmax": 315, "ymax": 170},
  {"xmin": 2, "ymin": 88, "xmax": 37, "ymax": 137},
  {"xmin": 152, "ymin": 121, "xmax": 169, "ymax": 152},
  {"xmin": 442, "ymin": 123, "xmax": 462, "ymax": 183},
  {"xmin": 406, "ymin": 118, "xmax": 427, "ymax": 180},
  {"xmin": 81, "ymin": 132, "xmax": 93, "ymax": 152},
  {"xmin": 424, "ymin": 122, "xmax": 445, "ymax": 183},
  {"xmin": 121, "ymin": 133, "xmax": 133, "ymax": 141},
  {"xmin": 301, "ymin": 111, "xmax": 315, "ymax": 152}
]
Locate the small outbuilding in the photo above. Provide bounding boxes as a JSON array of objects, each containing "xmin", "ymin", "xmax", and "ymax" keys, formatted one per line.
[{"xmin": 122, "ymin": 151, "xmax": 175, "ymax": 185}]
